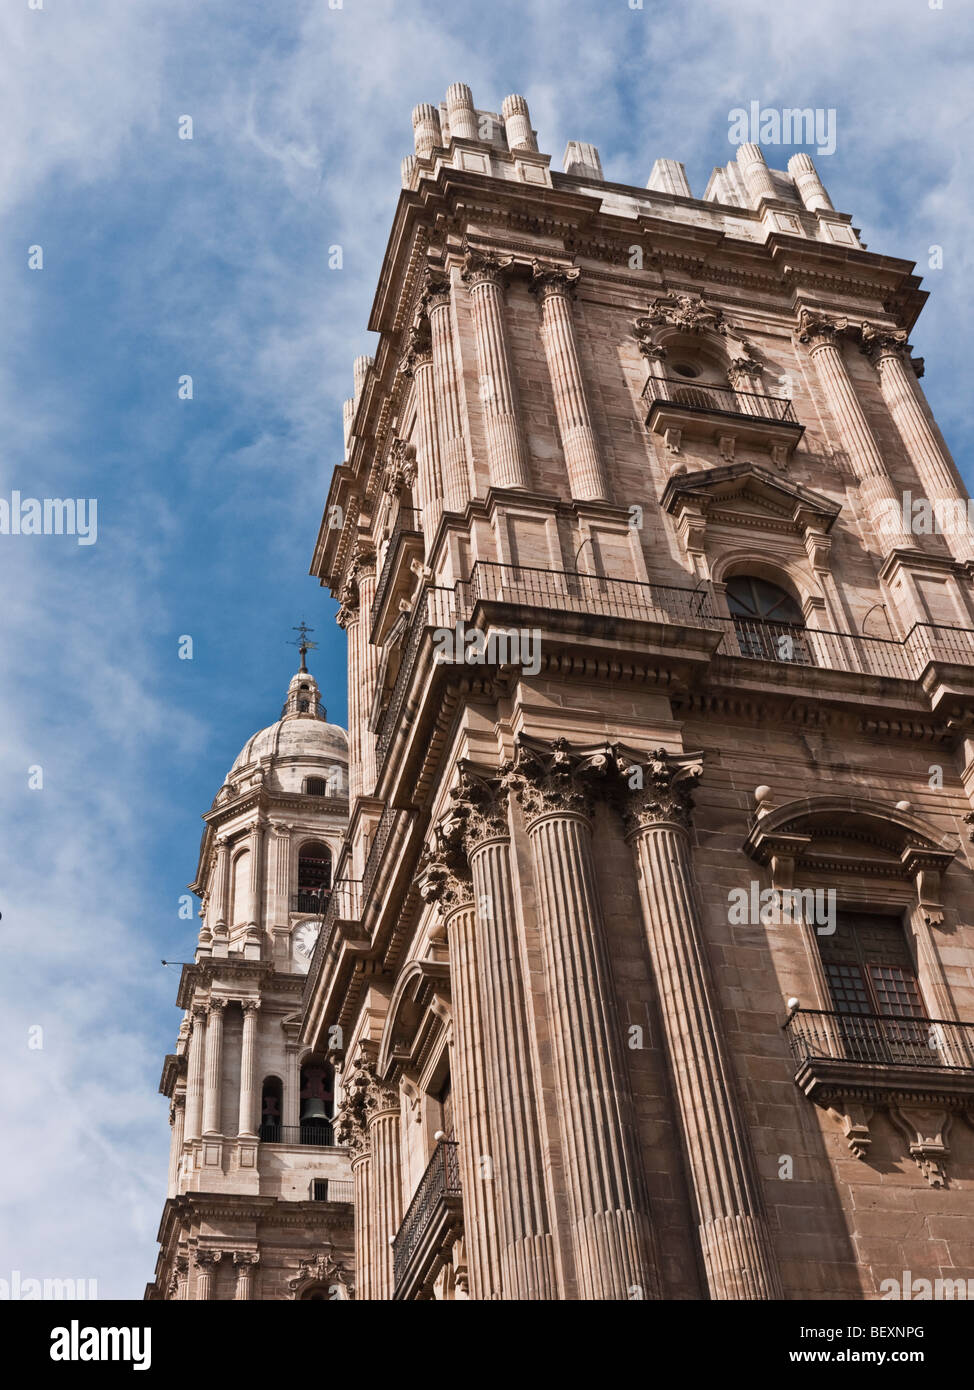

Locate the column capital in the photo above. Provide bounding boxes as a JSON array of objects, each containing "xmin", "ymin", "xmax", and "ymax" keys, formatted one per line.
[
  {"xmin": 858, "ymin": 321, "xmax": 911, "ymax": 362},
  {"xmin": 619, "ymin": 746, "xmax": 704, "ymax": 837},
  {"xmin": 461, "ymin": 247, "xmax": 515, "ymax": 289},
  {"xmin": 727, "ymin": 350, "xmax": 764, "ymax": 385},
  {"xmin": 399, "ymin": 318, "xmax": 434, "ymax": 376},
  {"xmin": 449, "ymin": 761, "xmax": 511, "ymax": 853},
  {"xmin": 190, "ymin": 1002, "xmax": 208, "ymax": 1022},
  {"xmin": 232, "ymin": 1251, "xmax": 260, "ymax": 1267},
  {"xmin": 419, "ymin": 267, "xmax": 452, "ymax": 313},
  {"xmin": 207, "ymin": 997, "xmax": 229, "ymax": 1015},
  {"xmin": 530, "ymin": 259, "xmax": 580, "ymax": 301},
  {"xmin": 500, "ymin": 734, "xmax": 610, "ymax": 825},
  {"xmin": 795, "ymin": 307, "xmax": 847, "ymax": 348},
  {"xmin": 195, "ymin": 1249, "xmax": 223, "ymax": 1269},
  {"xmin": 418, "ymin": 837, "xmax": 475, "ymax": 915},
  {"xmin": 241, "ymin": 999, "xmax": 261, "ymax": 1017},
  {"xmin": 336, "ymin": 604, "xmax": 356, "ymax": 630}
]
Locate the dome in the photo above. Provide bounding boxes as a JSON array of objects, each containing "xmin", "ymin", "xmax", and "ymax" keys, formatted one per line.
[{"xmin": 227, "ymin": 665, "xmax": 348, "ymax": 777}]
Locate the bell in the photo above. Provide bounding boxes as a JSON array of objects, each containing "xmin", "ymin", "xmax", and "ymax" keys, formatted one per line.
[{"xmin": 301, "ymin": 1098, "xmax": 329, "ymax": 1124}]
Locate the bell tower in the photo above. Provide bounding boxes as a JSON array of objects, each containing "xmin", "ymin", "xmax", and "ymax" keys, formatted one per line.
[{"xmin": 146, "ymin": 655, "xmax": 355, "ymax": 1301}]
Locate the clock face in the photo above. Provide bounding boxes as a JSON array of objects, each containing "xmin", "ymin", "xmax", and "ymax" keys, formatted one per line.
[{"xmin": 292, "ymin": 922, "xmax": 320, "ymax": 972}]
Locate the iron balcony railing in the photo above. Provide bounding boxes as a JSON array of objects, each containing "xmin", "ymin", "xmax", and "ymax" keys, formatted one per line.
[
  {"xmin": 784, "ymin": 1008, "xmax": 974, "ymax": 1072},
  {"xmin": 392, "ymin": 1140, "xmax": 462, "ymax": 1292},
  {"xmin": 465, "ymin": 561, "xmax": 714, "ymax": 626},
  {"xmin": 258, "ymin": 1122, "xmax": 335, "ymax": 1147},
  {"xmin": 291, "ymin": 890, "xmax": 331, "ymax": 915},
  {"xmin": 311, "ymin": 1179, "xmax": 353, "ymax": 1203},
  {"xmin": 302, "ymin": 878, "xmax": 364, "ymax": 1002},
  {"xmin": 646, "ymin": 375, "xmax": 799, "ymax": 423}
]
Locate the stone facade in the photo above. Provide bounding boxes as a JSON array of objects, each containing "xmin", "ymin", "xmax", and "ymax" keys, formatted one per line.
[
  {"xmin": 151, "ymin": 83, "xmax": 974, "ymax": 1302},
  {"xmin": 301, "ymin": 85, "xmax": 974, "ymax": 1301},
  {"xmin": 146, "ymin": 664, "xmax": 355, "ymax": 1300}
]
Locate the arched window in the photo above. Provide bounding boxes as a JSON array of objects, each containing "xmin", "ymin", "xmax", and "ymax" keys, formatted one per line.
[
  {"xmin": 259, "ymin": 1076, "xmax": 283, "ymax": 1142},
  {"xmin": 725, "ymin": 575, "xmax": 810, "ymax": 664},
  {"xmin": 296, "ymin": 841, "xmax": 332, "ymax": 912},
  {"xmin": 230, "ymin": 849, "xmax": 251, "ymax": 926},
  {"xmin": 299, "ymin": 1057, "xmax": 334, "ymax": 1145}
]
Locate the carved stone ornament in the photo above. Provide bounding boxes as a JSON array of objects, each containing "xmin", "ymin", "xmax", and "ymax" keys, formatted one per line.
[
  {"xmin": 618, "ymin": 745, "xmax": 705, "ymax": 836},
  {"xmin": 417, "ymin": 832, "xmax": 475, "ymax": 917},
  {"xmin": 461, "ymin": 247, "xmax": 515, "ymax": 289},
  {"xmin": 287, "ymin": 1248, "xmax": 354, "ymax": 1300},
  {"xmin": 419, "ymin": 266, "xmax": 452, "ymax": 314},
  {"xmin": 338, "ymin": 543, "xmax": 377, "ymax": 610},
  {"xmin": 449, "ymin": 761, "xmax": 511, "ymax": 853},
  {"xmin": 334, "ymin": 1063, "xmax": 371, "ymax": 1159},
  {"xmin": 889, "ymin": 1106, "xmax": 953, "ymax": 1188},
  {"xmin": 384, "ymin": 437, "xmax": 417, "ymax": 496},
  {"xmin": 636, "ymin": 292, "xmax": 726, "ymax": 337},
  {"xmin": 399, "ymin": 318, "xmax": 434, "ymax": 377},
  {"xmin": 500, "ymin": 734, "xmax": 598, "ymax": 825},
  {"xmin": 795, "ymin": 307, "xmax": 848, "ymax": 347},
  {"xmin": 529, "ymin": 259, "xmax": 580, "ymax": 301},
  {"xmin": 858, "ymin": 322, "xmax": 910, "ymax": 361}
]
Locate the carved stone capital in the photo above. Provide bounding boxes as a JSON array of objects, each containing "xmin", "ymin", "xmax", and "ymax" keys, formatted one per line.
[
  {"xmin": 618, "ymin": 746, "xmax": 705, "ymax": 836},
  {"xmin": 384, "ymin": 437, "xmax": 417, "ymax": 496},
  {"xmin": 417, "ymin": 835, "xmax": 475, "ymax": 916},
  {"xmin": 399, "ymin": 318, "xmax": 434, "ymax": 376},
  {"xmin": 195, "ymin": 1249, "xmax": 223, "ymax": 1269},
  {"xmin": 448, "ymin": 761, "xmax": 511, "ymax": 854},
  {"xmin": 529, "ymin": 259, "xmax": 580, "ymax": 301},
  {"xmin": 334, "ymin": 1066, "xmax": 371, "ymax": 1160},
  {"xmin": 500, "ymin": 735, "xmax": 603, "ymax": 825},
  {"xmin": 859, "ymin": 322, "xmax": 910, "ymax": 362},
  {"xmin": 207, "ymin": 997, "xmax": 228, "ymax": 1015},
  {"xmin": 420, "ymin": 267, "xmax": 452, "ymax": 314},
  {"xmin": 233, "ymin": 1251, "xmax": 260, "ymax": 1267},
  {"xmin": 727, "ymin": 352, "xmax": 764, "ymax": 385},
  {"xmin": 796, "ymin": 308, "xmax": 847, "ymax": 348},
  {"xmin": 242, "ymin": 999, "xmax": 261, "ymax": 1018},
  {"xmin": 461, "ymin": 248, "xmax": 515, "ymax": 289}
]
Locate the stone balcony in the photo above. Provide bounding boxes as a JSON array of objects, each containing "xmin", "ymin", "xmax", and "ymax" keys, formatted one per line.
[{"xmin": 643, "ymin": 375, "xmax": 804, "ymax": 462}]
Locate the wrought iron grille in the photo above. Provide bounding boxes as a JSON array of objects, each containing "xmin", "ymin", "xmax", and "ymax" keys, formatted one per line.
[
  {"xmin": 258, "ymin": 1122, "xmax": 335, "ymax": 1147},
  {"xmin": 646, "ymin": 375, "xmax": 798, "ymax": 422},
  {"xmin": 784, "ymin": 1007, "xmax": 974, "ymax": 1071},
  {"xmin": 391, "ymin": 1140, "xmax": 462, "ymax": 1290}
]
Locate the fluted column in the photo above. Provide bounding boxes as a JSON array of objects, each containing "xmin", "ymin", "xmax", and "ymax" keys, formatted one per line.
[
  {"xmin": 184, "ymin": 1005, "xmax": 206, "ymax": 1142},
  {"xmin": 201, "ymin": 999, "xmax": 226, "ymax": 1136},
  {"xmin": 337, "ymin": 1070, "xmax": 373, "ymax": 1300},
  {"xmin": 400, "ymin": 320, "xmax": 443, "ymax": 539},
  {"xmin": 620, "ymin": 746, "xmax": 782, "ymax": 1300},
  {"xmin": 174, "ymin": 1257, "xmax": 188, "ymax": 1301},
  {"xmin": 238, "ymin": 1001, "xmax": 260, "ymax": 1136},
  {"xmin": 337, "ymin": 602, "xmax": 362, "ymax": 802},
  {"xmin": 338, "ymin": 544, "xmax": 376, "ymax": 801},
  {"xmin": 365, "ymin": 1073, "xmax": 403, "ymax": 1300},
  {"xmin": 211, "ymin": 836, "xmax": 230, "ymax": 931},
  {"xmin": 233, "ymin": 1252, "xmax": 258, "ymax": 1300},
  {"xmin": 504, "ymin": 737, "xmax": 661, "ymax": 1301},
  {"xmin": 433, "ymin": 767, "xmax": 557, "ymax": 1299},
  {"xmin": 421, "ymin": 814, "xmax": 503, "ymax": 1300},
  {"xmin": 861, "ymin": 325, "xmax": 974, "ymax": 562},
  {"xmin": 797, "ymin": 310, "xmax": 915, "ymax": 550},
  {"xmin": 462, "ymin": 250, "xmax": 530, "ymax": 490},
  {"xmin": 167, "ymin": 1096, "xmax": 185, "ymax": 1197},
  {"xmin": 247, "ymin": 824, "xmax": 263, "ymax": 930},
  {"xmin": 531, "ymin": 262, "xmax": 608, "ymax": 502},
  {"xmin": 357, "ymin": 554, "xmax": 379, "ymax": 796},
  {"xmin": 423, "ymin": 271, "xmax": 470, "ymax": 512},
  {"xmin": 273, "ymin": 824, "xmax": 291, "ymax": 923},
  {"xmin": 194, "ymin": 1250, "xmax": 220, "ymax": 1301}
]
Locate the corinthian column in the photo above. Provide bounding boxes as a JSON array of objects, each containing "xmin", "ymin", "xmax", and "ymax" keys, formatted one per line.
[
  {"xmin": 233, "ymin": 1252, "xmax": 259, "ymax": 1300},
  {"xmin": 462, "ymin": 250, "xmax": 530, "ymax": 490},
  {"xmin": 503, "ymin": 736, "xmax": 661, "ymax": 1301},
  {"xmin": 530, "ymin": 262, "xmax": 608, "ymax": 502},
  {"xmin": 797, "ymin": 309, "xmax": 916, "ymax": 551},
  {"xmin": 420, "ymin": 809, "xmax": 503, "ymax": 1301},
  {"xmin": 184, "ymin": 1004, "xmax": 206, "ymax": 1142},
  {"xmin": 400, "ymin": 318, "xmax": 443, "ymax": 539},
  {"xmin": 247, "ymin": 822, "xmax": 263, "ymax": 934},
  {"xmin": 211, "ymin": 836, "xmax": 230, "ymax": 932},
  {"xmin": 337, "ymin": 600, "xmax": 362, "ymax": 802},
  {"xmin": 167, "ymin": 1096, "xmax": 185, "ymax": 1197},
  {"xmin": 194, "ymin": 1250, "xmax": 220, "ymax": 1301},
  {"xmin": 619, "ymin": 746, "xmax": 782, "ymax": 1300},
  {"xmin": 201, "ymin": 999, "xmax": 227, "ymax": 1136},
  {"xmin": 422, "ymin": 270, "xmax": 470, "ymax": 513},
  {"xmin": 238, "ymin": 1001, "xmax": 260, "ymax": 1136},
  {"xmin": 338, "ymin": 544, "xmax": 377, "ymax": 800},
  {"xmin": 861, "ymin": 324, "xmax": 974, "ymax": 562},
  {"xmin": 434, "ymin": 766, "xmax": 557, "ymax": 1300},
  {"xmin": 336, "ymin": 1078, "xmax": 372, "ymax": 1300},
  {"xmin": 364, "ymin": 1070, "xmax": 403, "ymax": 1300}
]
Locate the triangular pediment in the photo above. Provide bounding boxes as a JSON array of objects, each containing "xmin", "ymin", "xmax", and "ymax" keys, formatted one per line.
[{"xmin": 661, "ymin": 461, "xmax": 840, "ymax": 534}]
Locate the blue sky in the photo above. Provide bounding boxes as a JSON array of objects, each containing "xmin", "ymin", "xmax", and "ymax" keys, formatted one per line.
[{"xmin": 0, "ymin": 0, "xmax": 971, "ymax": 1298}]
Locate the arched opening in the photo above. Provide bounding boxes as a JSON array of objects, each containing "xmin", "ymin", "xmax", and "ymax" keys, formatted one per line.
[
  {"xmin": 259, "ymin": 1075, "xmax": 283, "ymax": 1142},
  {"xmin": 299, "ymin": 1056, "xmax": 334, "ymax": 1145},
  {"xmin": 296, "ymin": 841, "xmax": 332, "ymax": 913},
  {"xmin": 725, "ymin": 574, "xmax": 810, "ymax": 664},
  {"xmin": 300, "ymin": 1284, "xmax": 330, "ymax": 1301},
  {"xmin": 230, "ymin": 848, "xmax": 251, "ymax": 927}
]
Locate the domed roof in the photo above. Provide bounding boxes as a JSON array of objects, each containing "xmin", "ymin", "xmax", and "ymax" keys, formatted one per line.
[{"xmin": 228, "ymin": 666, "xmax": 347, "ymax": 775}]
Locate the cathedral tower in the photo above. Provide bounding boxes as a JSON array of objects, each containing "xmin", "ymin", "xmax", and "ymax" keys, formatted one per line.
[
  {"xmin": 147, "ymin": 657, "xmax": 355, "ymax": 1300},
  {"xmin": 303, "ymin": 86, "xmax": 974, "ymax": 1300}
]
